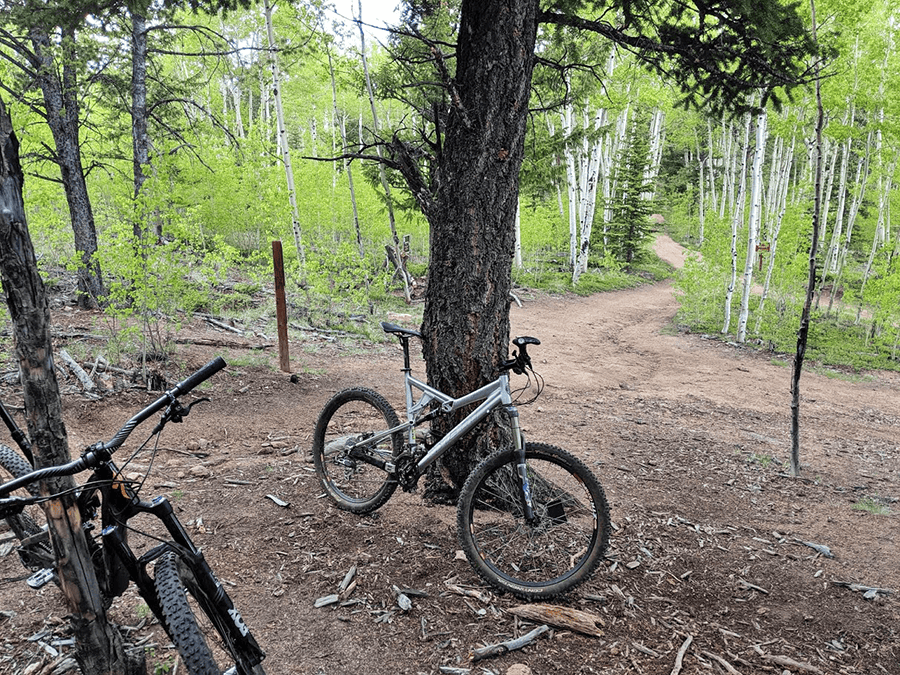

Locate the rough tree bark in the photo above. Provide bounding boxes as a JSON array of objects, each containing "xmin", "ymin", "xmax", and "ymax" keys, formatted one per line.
[
  {"xmin": 419, "ymin": 0, "xmax": 540, "ymax": 498},
  {"xmin": 30, "ymin": 25, "xmax": 105, "ymax": 308},
  {"xmin": 0, "ymin": 98, "xmax": 142, "ymax": 675}
]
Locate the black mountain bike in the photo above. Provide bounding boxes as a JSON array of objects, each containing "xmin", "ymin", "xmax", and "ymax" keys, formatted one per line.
[{"xmin": 0, "ymin": 357, "xmax": 266, "ymax": 675}]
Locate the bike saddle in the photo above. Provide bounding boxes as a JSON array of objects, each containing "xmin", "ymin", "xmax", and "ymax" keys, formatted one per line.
[{"xmin": 381, "ymin": 322, "xmax": 422, "ymax": 339}]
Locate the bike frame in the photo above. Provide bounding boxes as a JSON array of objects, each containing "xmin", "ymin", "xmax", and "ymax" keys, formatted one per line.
[
  {"xmin": 398, "ymin": 370, "xmax": 525, "ymax": 475},
  {"xmin": 348, "ymin": 355, "xmax": 527, "ymax": 490}
]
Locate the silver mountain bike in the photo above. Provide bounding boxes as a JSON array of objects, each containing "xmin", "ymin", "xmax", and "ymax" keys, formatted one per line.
[{"xmin": 312, "ymin": 322, "xmax": 611, "ymax": 599}]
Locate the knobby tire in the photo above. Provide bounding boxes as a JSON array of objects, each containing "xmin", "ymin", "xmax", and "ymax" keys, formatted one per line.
[
  {"xmin": 457, "ymin": 442, "xmax": 610, "ymax": 599},
  {"xmin": 154, "ymin": 552, "xmax": 265, "ymax": 675},
  {"xmin": 0, "ymin": 443, "xmax": 54, "ymax": 570},
  {"xmin": 312, "ymin": 388, "xmax": 401, "ymax": 514}
]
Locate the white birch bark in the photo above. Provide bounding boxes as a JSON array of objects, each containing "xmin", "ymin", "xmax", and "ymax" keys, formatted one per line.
[
  {"xmin": 326, "ymin": 44, "xmax": 362, "ymax": 257},
  {"xmin": 573, "ymin": 106, "xmax": 606, "ymax": 282},
  {"xmin": 818, "ymin": 104, "xmax": 855, "ymax": 307},
  {"xmin": 856, "ymin": 148, "xmax": 899, "ymax": 323},
  {"xmin": 706, "ymin": 120, "xmax": 718, "ymax": 217},
  {"xmin": 264, "ymin": 0, "xmax": 305, "ymax": 264},
  {"xmin": 643, "ymin": 109, "xmax": 665, "ymax": 200},
  {"xmin": 696, "ymin": 132, "xmax": 706, "ymax": 244},
  {"xmin": 722, "ymin": 109, "xmax": 752, "ymax": 335},
  {"xmin": 827, "ymin": 130, "xmax": 872, "ymax": 315},
  {"xmin": 737, "ymin": 103, "xmax": 767, "ymax": 343},
  {"xmin": 231, "ymin": 83, "xmax": 245, "ymax": 139},
  {"xmin": 754, "ymin": 136, "xmax": 795, "ymax": 334},
  {"xmin": 562, "ymin": 96, "xmax": 579, "ymax": 268}
]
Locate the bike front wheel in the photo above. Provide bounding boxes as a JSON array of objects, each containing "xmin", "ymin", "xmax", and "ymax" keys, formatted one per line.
[
  {"xmin": 154, "ymin": 552, "xmax": 266, "ymax": 675},
  {"xmin": 0, "ymin": 443, "xmax": 54, "ymax": 571},
  {"xmin": 457, "ymin": 442, "xmax": 610, "ymax": 599},
  {"xmin": 312, "ymin": 388, "xmax": 402, "ymax": 514}
]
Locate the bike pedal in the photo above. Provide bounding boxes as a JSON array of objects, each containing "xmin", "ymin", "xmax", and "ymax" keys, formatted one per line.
[{"xmin": 26, "ymin": 568, "xmax": 56, "ymax": 589}]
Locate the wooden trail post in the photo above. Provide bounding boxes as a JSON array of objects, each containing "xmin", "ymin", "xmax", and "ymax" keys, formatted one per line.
[{"xmin": 272, "ymin": 240, "xmax": 290, "ymax": 372}]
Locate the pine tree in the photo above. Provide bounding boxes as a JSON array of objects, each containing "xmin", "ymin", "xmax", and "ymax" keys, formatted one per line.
[{"xmin": 605, "ymin": 113, "xmax": 655, "ymax": 265}]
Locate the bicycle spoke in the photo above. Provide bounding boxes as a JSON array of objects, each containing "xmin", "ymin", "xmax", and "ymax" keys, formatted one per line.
[
  {"xmin": 313, "ymin": 389, "xmax": 400, "ymax": 513},
  {"xmin": 459, "ymin": 443, "xmax": 610, "ymax": 599}
]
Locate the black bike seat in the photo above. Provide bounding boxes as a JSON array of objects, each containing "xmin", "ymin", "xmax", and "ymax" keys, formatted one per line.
[{"xmin": 381, "ymin": 322, "xmax": 422, "ymax": 339}]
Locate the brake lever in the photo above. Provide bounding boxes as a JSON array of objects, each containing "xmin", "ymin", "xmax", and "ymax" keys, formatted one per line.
[{"xmin": 152, "ymin": 397, "xmax": 210, "ymax": 434}]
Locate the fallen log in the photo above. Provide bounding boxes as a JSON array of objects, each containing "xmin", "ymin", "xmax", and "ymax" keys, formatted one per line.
[
  {"xmin": 507, "ymin": 604, "xmax": 603, "ymax": 637},
  {"xmin": 58, "ymin": 350, "xmax": 95, "ymax": 391}
]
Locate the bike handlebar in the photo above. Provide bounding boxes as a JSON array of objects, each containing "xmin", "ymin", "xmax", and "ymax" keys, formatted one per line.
[
  {"xmin": 0, "ymin": 357, "xmax": 227, "ymax": 498},
  {"xmin": 502, "ymin": 336, "xmax": 540, "ymax": 374}
]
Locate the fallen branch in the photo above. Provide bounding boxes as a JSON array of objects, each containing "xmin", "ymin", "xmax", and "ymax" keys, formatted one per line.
[
  {"xmin": 761, "ymin": 653, "xmax": 822, "ymax": 673},
  {"xmin": 444, "ymin": 583, "xmax": 491, "ymax": 604},
  {"xmin": 670, "ymin": 635, "xmax": 693, "ymax": 675},
  {"xmin": 58, "ymin": 349, "xmax": 95, "ymax": 391},
  {"xmin": 701, "ymin": 650, "xmax": 741, "ymax": 675},
  {"xmin": 289, "ymin": 322, "xmax": 352, "ymax": 336},
  {"xmin": 738, "ymin": 578, "xmax": 769, "ymax": 594},
  {"xmin": 470, "ymin": 625, "xmax": 549, "ymax": 662},
  {"xmin": 174, "ymin": 337, "xmax": 269, "ymax": 350},
  {"xmin": 508, "ymin": 604, "xmax": 603, "ymax": 637},
  {"xmin": 793, "ymin": 538, "xmax": 834, "ymax": 558},
  {"xmin": 203, "ymin": 316, "xmax": 246, "ymax": 335},
  {"xmin": 832, "ymin": 580, "xmax": 893, "ymax": 599}
]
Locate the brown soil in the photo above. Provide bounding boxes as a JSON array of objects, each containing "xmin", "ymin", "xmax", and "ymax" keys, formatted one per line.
[{"xmin": 1, "ymin": 236, "xmax": 898, "ymax": 675}]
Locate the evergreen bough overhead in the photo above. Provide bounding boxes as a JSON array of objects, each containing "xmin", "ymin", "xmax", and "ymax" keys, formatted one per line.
[{"xmin": 539, "ymin": 0, "xmax": 823, "ymax": 116}]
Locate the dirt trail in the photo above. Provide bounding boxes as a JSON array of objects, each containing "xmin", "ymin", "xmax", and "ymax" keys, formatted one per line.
[{"xmin": 1, "ymin": 235, "xmax": 898, "ymax": 675}]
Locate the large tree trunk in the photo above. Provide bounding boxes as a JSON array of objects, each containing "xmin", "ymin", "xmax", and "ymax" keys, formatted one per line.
[
  {"xmin": 420, "ymin": 0, "xmax": 540, "ymax": 498},
  {"xmin": 0, "ymin": 97, "xmax": 142, "ymax": 675},
  {"xmin": 31, "ymin": 26, "xmax": 105, "ymax": 308}
]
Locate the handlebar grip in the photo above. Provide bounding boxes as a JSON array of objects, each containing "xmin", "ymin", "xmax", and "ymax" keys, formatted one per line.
[{"xmin": 171, "ymin": 357, "xmax": 227, "ymax": 397}]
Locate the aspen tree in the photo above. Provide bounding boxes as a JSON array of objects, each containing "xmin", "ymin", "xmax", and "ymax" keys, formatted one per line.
[
  {"xmin": 263, "ymin": 0, "xmax": 305, "ymax": 266},
  {"xmin": 722, "ymin": 109, "xmax": 751, "ymax": 335},
  {"xmin": 738, "ymin": 100, "xmax": 768, "ymax": 343},
  {"xmin": 356, "ymin": 0, "xmax": 413, "ymax": 301}
]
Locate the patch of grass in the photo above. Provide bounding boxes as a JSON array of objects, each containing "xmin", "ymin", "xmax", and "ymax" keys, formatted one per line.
[
  {"xmin": 770, "ymin": 358, "xmax": 790, "ymax": 368},
  {"xmin": 225, "ymin": 352, "xmax": 273, "ymax": 369},
  {"xmin": 852, "ymin": 496, "xmax": 891, "ymax": 515},
  {"xmin": 808, "ymin": 365, "xmax": 875, "ymax": 383},
  {"xmin": 513, "ymin": 258, "xmax": 672, "ymax": 297},
  {"xmin": 748, "ymin": 453, "xmax": 780, "ymax": 469}
]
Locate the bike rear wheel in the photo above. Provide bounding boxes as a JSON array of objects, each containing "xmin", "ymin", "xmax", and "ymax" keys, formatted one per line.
[
  {"xmin": 312, "ymin": 388, "xmax": 401, "ymax": 514},
  {"xmin": 457, "ymin": 442, "xmax": 610, "ymax": 599},
  {"xmin": 154, "ymin": 552, "xmax": 266, "ymax": 675},
  {"xmin": 0, "ymin": 443, "xmax": 53, "ymax": 570}
]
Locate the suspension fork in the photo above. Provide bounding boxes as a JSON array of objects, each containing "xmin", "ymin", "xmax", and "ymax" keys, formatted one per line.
[{"xmin": 506, "ymin": 406, "xmax": 536, "ymax": 523}]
